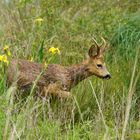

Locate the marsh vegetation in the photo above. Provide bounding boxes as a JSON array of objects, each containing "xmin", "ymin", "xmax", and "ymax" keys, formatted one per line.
[{"xmin": 0, "ymin": 0, "xmax": 140, "ymax": 139}]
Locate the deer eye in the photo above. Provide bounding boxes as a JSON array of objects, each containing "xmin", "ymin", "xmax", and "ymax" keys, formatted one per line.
[{"xmin": 97, "ymin": 64, "xmax": 102, "ymax": 68}]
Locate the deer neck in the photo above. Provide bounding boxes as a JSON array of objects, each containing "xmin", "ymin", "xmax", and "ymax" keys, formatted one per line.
[{"xmin": 68, "ymin": 60, "xmax": 92, "ymax": 88}]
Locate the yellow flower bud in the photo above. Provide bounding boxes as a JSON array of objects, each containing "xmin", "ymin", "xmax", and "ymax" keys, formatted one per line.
[
  {"xmin": 48, "ymin": 47, "xmax": 60, "ymax": 55},
  {"xmin": 3, "ymin": 45, "xmax": 9, "ymax": 51}
]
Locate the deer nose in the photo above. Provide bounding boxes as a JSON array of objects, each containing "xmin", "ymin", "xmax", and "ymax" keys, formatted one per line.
[{"xmin": 104, "ymin": 74, "xmax": 111, "ymax": 80}]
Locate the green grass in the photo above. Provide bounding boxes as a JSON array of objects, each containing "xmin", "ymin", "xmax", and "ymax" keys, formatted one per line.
[
  {"xmin": 0, "ymin": 0, "xmax": 140, "ymax": 139},
  {"xmin": 111, "ymin": 11, "xmax": 140, "ymax": 59}
]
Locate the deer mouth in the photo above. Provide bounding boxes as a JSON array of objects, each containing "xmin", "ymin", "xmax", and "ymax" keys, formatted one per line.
[{"xmin": 103, "ymin": 74, "xmax": 111, "ymax": 80}]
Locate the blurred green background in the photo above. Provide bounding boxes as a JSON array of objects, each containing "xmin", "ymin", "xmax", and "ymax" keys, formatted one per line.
[{"xmin": 0, "ymin": 0, "xmax": 140, "ymax": 139}]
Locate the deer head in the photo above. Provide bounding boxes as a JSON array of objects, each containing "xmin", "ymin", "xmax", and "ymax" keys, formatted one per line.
[{"xmin": 87, "ymin": 37, "xmax": 111, "ymax": 80}]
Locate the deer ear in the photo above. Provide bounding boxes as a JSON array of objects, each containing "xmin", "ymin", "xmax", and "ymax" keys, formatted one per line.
[{"xmin": 88, "ymin": 45, "xmax": 100, "ymax": 57}]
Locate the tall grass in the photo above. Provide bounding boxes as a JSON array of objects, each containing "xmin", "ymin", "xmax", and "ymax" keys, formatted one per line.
[
  {"xmin": 0, "ymin": 0, "xmax": 140, "ymax": 139},
  {"xmin": 111, "ymin": 12, "xmax": 140, "ymax": 58}
]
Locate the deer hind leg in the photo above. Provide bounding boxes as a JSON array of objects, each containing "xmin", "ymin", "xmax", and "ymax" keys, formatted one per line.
[{"xmin": 41, "ymin": 83, "xmax": 71, "ymax": 98}]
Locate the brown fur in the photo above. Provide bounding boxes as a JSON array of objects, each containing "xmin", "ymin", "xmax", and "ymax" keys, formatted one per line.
[{"xmin": 7, "ymin": 43, "xmax": 111, "ymax": 98}]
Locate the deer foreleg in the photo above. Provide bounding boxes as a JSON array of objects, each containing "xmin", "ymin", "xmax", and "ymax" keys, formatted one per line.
[{"xmin": 41, "ymin": 83, "xmax": 71, "ymax": 98}]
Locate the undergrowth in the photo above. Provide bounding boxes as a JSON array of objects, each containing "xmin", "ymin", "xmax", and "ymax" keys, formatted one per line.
[{"xmin": 0, "ymin": 0, "xmax": 140, "ymax": 140}]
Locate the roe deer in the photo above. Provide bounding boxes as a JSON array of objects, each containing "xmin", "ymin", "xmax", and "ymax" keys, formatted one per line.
[{"xmin": 7, "ymin": 37, "xmax": 111, "ymax": 98}]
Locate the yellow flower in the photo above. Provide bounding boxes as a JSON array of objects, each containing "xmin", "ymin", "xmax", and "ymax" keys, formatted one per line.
[
  {"xmin": 48, "ymin": 47, "xmax": 60, "ymax": 55},
  {"xmin": 3, "ymin": 45, "xmax": 11, "ymax": 57},
  {"xmin": 2, "ymin": 55, "xmax": 9, "ymax": 65},
  {"xmin": 7, "ymin": 50, "xmax": 11, "ymax": 56},
  {"xmin": 0, "ymin": 55, "xmax": 3, "ymax": 61},
  {"xmin": 0, "ymin": 55, "xmax": 9, "ymax": 65},
  {"xmin": 34, "ymin": 18, "xmax": 44, "ymax": 23},
  {"xmin": 3, "ymin": 45, "xmax": 9, "ymax": 51}
]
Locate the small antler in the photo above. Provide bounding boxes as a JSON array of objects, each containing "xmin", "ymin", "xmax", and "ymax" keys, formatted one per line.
[
  {"xmin": 100, "ymin": 36, "xmax": 106, "ymax": 47},
  {"xmin": 91, "ymin": 37, "xmax": 101, "ymax": 55},
  {"xmin": 100, "ymin": 36, "xmax": 108, "ymax": 53},
  {"xmin": 92, "ymin": 37, "xmax": 99, "ymax": 46}
]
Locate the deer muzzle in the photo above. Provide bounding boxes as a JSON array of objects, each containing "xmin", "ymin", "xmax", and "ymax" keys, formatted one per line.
[{"xmin": 103, "ymin": 73, "xmax": 111, "ymax": 80}]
